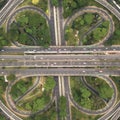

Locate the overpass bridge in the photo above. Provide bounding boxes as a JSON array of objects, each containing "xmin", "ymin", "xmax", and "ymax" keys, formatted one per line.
[{"xmin": 0, "ymin": 47, "xmax": 119, "ymax": 76}]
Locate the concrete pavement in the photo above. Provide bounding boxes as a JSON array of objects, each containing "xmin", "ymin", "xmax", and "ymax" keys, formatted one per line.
[
  {"xmin": 95, "ymin": 0, "xmax": 120, "ymax": 21},
  {"xmin": 0, "ymin": 68, "xmax": 119, "ymax": 76}
]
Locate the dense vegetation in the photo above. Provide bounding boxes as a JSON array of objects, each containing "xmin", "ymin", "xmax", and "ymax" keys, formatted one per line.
[
  {"xmin": 17, "ymin": 76, "xmax": 56, "ymax": 112},
  {"xmin": 62, "ymin": 0, "xmax": 88, "ymax": 18},
  {"xmin": 70, "ymin": 76, "xmax": 106, "ymax": 110},
  {"xmin": 83, "ymin": 21, "xmax": 109, "ymax": 45},
  {"xmin": 7, "ymin": 11, "xmax": 51, "ymax": 47},
  {"xmin": 21, "ymin": 90, "xmax": 51, "ymax": 112},
  {"xmin": 0, "ymin": 0, "xmax": 7, "ymax": 10},
  {"xmin": 51, "ymin": 0, "xmax": 59, "ymax": 6},
  {"xmin": 10, "ymin": 77, "xmax": 33, "ymax": 100},
  {"xmin": 85, "ymin": 77, "xmax": 113, "ymax": 101},
  {"xmin": 0, "ymin": 113, "xmax": 6, "ymax": 120},
  {"xmin": 0, "ymin": 76, "xmax": 8, "ymax": 102},
  {"xmin": 59, "ymin": 96, "xmax": 67, "ymax": 118},
  {"xmin": 44, "ymin": 76, "xmax": 56, "ymax": 92},
  {"xmin": 7, "ymin": 74, "xmax": 16, "ymax": 81},
  {"xmin": 0, "ymin": 28, "xmax": 10, "ymax": 48},
  {"xmin": 115, "ymin": 0, "xmax": 120, "ymax": 4},
  {"xmin": 104, "ymin": 16, "xmax": 120, "ymax": 45},
  {"xmin": 65, "ymin": 13, "xmax": 109, "ymax": 46},
  {"xmin": 25, "ymin": 103, "xmax": 57, "ymax": 120},
  {"xmin": 62, "ymin": 0, "xmax": 104, "ymax": 18},
  {"xmin": 21, "ymin": 0, "xmax": 48, "ymax": 12},
  {"xmin": 110, "ymin": 76, "xmax": 120, "ymax": 100}
]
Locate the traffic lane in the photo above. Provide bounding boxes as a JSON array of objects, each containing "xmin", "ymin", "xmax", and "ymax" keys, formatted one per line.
[
  {"xmin": 0, "ymin": 0, "xmax": 24, "ymax": 25},
  {"xmin": 95, "ymin": 0, "xmax": 120, "ymax": 21},
  {"xmin": 63, "ymin": 77, "xmax": 71, "ymax": 120},
  {"xmin": 0, "ymin": 68, "xmax": 119, "ymax": 76},
  {"xmin": 0, "ymin": 61, "xmax": 120, "ymax": 67},
  {"xmin": 0, "ymin": 101, "xmax": 22, "ymax": 120},
  {"xmin": 1, "ymin": 46, "xmax": 120, "ymax": 53},
  {"xmin": 0, "ymin": 54, "xmax": 120, "ymax": 60},
  {"xmin": 98, "ymin": 101, "xmax": 120, "ymax": 120}
]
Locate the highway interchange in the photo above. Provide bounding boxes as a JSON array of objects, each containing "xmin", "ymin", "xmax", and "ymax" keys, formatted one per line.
[{"xmin": 0, "ymin": 0, "xmax": 120, "ymax": 120}]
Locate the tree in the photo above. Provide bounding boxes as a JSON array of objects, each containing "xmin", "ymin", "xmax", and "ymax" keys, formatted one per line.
[
  {"xmin": 0, "ymin": 115, "xmax": 5, "ymax": 120},
  {"xmin": 84, "ymin": 13, "xmax": 94, "ymax": 25},
  {"xmin": 62, "ymin": 0, "xmax": 88, "ymax": 18},
  {"xmin": 51, "ymin": 0, "xmax": 59, "ymax": 6},
  {"xmin": 32, "ymin": 0, "xmax": 39, "ymax": 5},
  {"xmin": 25, "ymin": 103, "xmax": 32, "ymax": 110},
  {"xmin": 0, "ymin": 28, "xmax": 10, "ymax": 47},
  {"xmin": 7, "ymin": 28, "xmax": 19, "ymax": 42},
  {"xmin": 59, "ymin": 96, "xmax": 67, "ymax": 118},
  {"xmin": 7, "ymin": 74, "xmax": 16, "ymax": 81},
  {"xmin": 81, "ymin": 87, "xmax": 91, "ymax": 98},
  {"xmin": 44, "ymin": 77, "xmax": 56, "ymax": 91}
]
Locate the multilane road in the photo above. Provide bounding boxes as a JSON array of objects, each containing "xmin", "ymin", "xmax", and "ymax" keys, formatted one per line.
[
  {"xmin": 0, "ymin": 54, "xmax": 119, "ymax": 67},
  {"xmin": 0, "ymin": 54, "xmax": 119, "ymax": 75},
  {"xmin": 0, "ymin": 0, "xmax": 120, "ymax": 120},
  {"xmin": 0, "ymin": 68, "xmax": 119, "ymax": 76},
  {"xmin": 1, "ymin": 46, "xmax": 120, "ymax": 54},
  {"xmin": 0, "ymin": 54, "xmax": 120, "ymax": 60},
  {"xmin": 0, "ymin": 61, "xmax": 119, "ymax": 68}
]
